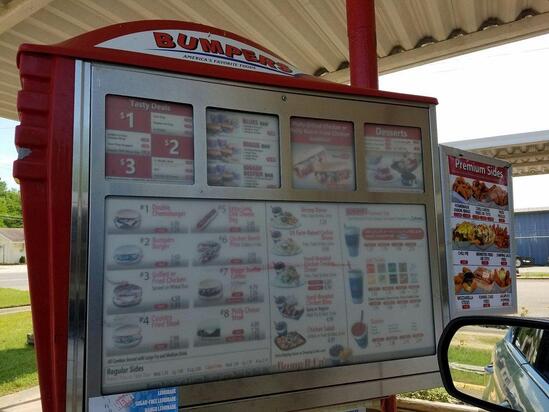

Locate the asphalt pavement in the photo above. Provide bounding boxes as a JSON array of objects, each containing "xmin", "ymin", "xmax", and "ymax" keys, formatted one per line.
[
  {"xmin": 0, "ymin": 265, "xmax": 29, "ymax": 291},
  {"xmin": 516, "ymin": 278, "xmax": 549, "ymax": 317}
]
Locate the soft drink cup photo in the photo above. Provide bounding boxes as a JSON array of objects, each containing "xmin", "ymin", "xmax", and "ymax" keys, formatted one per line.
[
  {"xmin": 348, "ymin": 269, "xmax": 364, "ymax": 304},
  {"xmin": 351, "ymin": 321, "xmax": 368, "ymax": 348},
  {"xmin": 344, "ymin": 226, "xmax": 360, "ymax": 257}
]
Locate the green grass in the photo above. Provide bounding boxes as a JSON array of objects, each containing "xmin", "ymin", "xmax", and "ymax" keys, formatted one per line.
[
  {"xmin": 0, "ymin": 288, "xmax": 30, "ymax": 309},
  {"xmin": 518, "ymin": 272, "xmax": 549, "ymax": 278},
  {"xmin": 450, "ymin": 368, "xmax": 485, "ymax": 386},
  {"xmin": 0, "ymin": 311, "xmax": 38, "ymax": 396},
  {"xmin": 448, "ymin": 344, "xmax": 492, "ymax": 367},
  {"xmin": 399, "ymin": 387, "xmax": 457, "ymax": 403}
]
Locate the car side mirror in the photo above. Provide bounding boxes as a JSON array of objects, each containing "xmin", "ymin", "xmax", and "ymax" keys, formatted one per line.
[{"xmin": 437, "ymin": 316, "xmax": 549, "ymax": 412}]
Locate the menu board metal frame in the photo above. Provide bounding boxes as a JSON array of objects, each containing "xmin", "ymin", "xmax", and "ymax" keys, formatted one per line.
[
  {"xmin": 67, "ymin": 62, "xmax": 446, "ymax": 411},
  {"xmin": 439, "ymin": 145, "xmax": 517, "ymax": 318}
]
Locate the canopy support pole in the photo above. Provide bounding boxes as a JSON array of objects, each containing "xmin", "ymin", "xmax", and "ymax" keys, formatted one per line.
[
  {"xmin": 346, "ymin": 2, "xmax": 395, "ymax": 411},
  {"xmin": 346, "ymin": 0, "xmax": 378, "ymax": 89}
]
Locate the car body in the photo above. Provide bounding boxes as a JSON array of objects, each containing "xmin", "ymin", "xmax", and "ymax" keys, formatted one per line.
[
  {"xmin": 482, "ymin": 326, "xmax": 549, "ymax": 410},
  {"xmin": 515, "ymin": 256, "xmax": 534, "ymax": 268}
]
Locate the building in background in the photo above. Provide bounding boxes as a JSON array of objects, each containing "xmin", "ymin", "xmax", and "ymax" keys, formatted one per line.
[
  {"xmin": 0, "ymin": 228, "xmax": 25, "ymax": 264},
  {"xmin": 515, "ymin": 208, "xmax": 549, "ymax": 266}
]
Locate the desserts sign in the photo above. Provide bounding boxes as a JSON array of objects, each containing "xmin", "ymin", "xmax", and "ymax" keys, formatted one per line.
[{"xmin": 442, "ymin": 147, "xmax": 516, "ymax": 317}]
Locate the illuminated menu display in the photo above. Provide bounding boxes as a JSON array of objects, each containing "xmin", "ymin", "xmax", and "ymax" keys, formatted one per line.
[
  {"xmin": 364, "ymin": 124, "xmax": 423, "ymax": 193},
  {"xmin": 291, "ymin": 118, "xmax": 355, "ymax": 191},
  {"xmin": 102, "ymin": 198, "xmax": 435, "ymax": 392},
  {"xmin": 105, "ymin": 95, "xmax": 194, "ymax": 183},
  {"xmin": 206, "ymin": 108, "xmax": 280, "ymax": 188}
]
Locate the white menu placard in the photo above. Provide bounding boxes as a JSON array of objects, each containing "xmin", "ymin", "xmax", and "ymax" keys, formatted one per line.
[
  {"xmin": 206, "ymin": 109, "xmax": 280, "ymax": 188},
  {"xmin": 102, "ymin": 198, "xmax": 435, "ymax": 393},
  {"xmin": 444, "ymin": 152, "xmax": 515, "ymax": 315}
]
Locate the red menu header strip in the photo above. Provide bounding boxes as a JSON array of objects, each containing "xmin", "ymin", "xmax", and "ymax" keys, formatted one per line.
[
  {"xmin": 364, "ymin": 124, "xmax": 421, "ymax": 140},
  {"xmin": 291, "ymin": 118, "xmax": 354, "ymax": 146},
  {"xmin": 361, "ymin": 228, "xmax": 424, "ymax": 241},
  {"xmin": 448, "ymin": 155, "xmax": 508, "ymax": 185}
]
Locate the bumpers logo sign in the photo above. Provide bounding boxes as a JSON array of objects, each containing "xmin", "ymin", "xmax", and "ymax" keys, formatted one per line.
[{"xmin": 96, "ymin": 29, "xmax": 301, "ymax": 77}]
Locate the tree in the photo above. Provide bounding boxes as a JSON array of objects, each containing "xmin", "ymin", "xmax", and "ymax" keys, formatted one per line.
[{"xmin": 0, "ymin": 178, "xmax": 23, "ymax": 228}]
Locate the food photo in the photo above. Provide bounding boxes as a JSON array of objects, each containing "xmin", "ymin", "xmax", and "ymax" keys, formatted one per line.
[
  {"xmin": 273, "ymin": 295, "xmax": 304, "ymax": 320},
  {"xmin": 271, "ymin": 262, "xmax": 303, "ymax": 287},
  {"xmin": 270, "ymin": 206, "xmax": 300, "ymax": 229},
  {"xmin": 367, "ymin": 152, "xmax": 422, "ymax": 190},
  {"xmin": 451, "ymin": 176, "xmax": 508, "ymax": 207},
  {"xmin": 112, "ymin": 283, "xmax": 143, "ymax": 308},
  {"xmin": 453, "ymin": 266, "xmax": 512, "ymax": 294},
  {"xmin": 291, "ymin": 142, "xmax": 355, "ymax": 191},
  {"xmin": 113, "ymin": 208, "xmax": 142, "ymax": 230},
  {"xmin": 452, "ymin": 221, "xmax": 509, "ymax": 251},
  {"xmin": 113, "ymin": 244, "xmax": 143, "ymax": 266}
]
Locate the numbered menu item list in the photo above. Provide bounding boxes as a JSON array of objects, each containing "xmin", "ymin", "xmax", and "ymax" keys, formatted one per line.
[
  {"xmin": 105, "ymin": 95, "xmax": 194, "ymax": 183},
  {"xmin": 447, "ymin": 155, "xmax": 513, "ymax": 312},
  {"xmin": 101, "ymin": 197, "xmax": 436, "ymax": 393}
]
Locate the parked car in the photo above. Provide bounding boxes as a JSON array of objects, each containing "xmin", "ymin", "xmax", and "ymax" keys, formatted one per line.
[
  {"xmin": 482, "ymin": 326, "xmax": 549, "ymax": 410},
  {"xmin": 438, "ymin": 316, "xmax": 549, "ymax": 412},
  {"xmin": 515, "ymin": 256, "xmax": 533, "ymax": 268}
]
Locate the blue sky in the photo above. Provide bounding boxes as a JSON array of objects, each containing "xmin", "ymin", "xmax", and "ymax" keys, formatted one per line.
[
  {"xmin": 0, "ymin": 118, "xmax": 17, "ymax": 188},
  {"xmin": 1, "ymin": 32, "xmax": 548, "ymax": 207}
]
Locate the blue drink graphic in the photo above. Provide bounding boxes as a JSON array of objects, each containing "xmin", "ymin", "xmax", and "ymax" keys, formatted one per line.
[
  {"xmin": 345, "ymin": 226, "xmax": 360, "ymax": 257},
  {"xmin": 348, "ymin": 269, "xmax": 364, "ymax": 304}
]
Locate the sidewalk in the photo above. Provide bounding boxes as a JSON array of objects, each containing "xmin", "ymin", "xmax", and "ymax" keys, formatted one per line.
[
  {"xmin": 0, "ymin": 306, "xmax": 30, "ymax": 316},
  {"xmin": 0, "ymin": 386, "xmax": 41, "ymax": 412}
]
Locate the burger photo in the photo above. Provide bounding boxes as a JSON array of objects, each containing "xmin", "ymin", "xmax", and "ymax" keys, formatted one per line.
[
  {"xmin": 113, "ymin": 245, "xmax": 143, "ymax": 266},
  {"xmin": 112, "ymin": 283, "xmax": 143, "ymax": 307},
  {"xmin": 198, "ymin": 279, "xmax": 223, "ymax": 301},
  {"xmin": 112, "ymin": 324, "xmax": 142, "ymax": 349},
  {"xmin": 113, "ymin": 209, "xmax": 141, "ymax": 230}
]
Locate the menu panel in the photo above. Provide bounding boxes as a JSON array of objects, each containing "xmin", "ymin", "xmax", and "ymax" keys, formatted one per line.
[
  {"xmin": 445, "ymin": 154, "xmax": 514, "ymax": 313},
  {"xmin": 206, "ymin": 109, "xmax": 280, "ymax": 188},
  {"xmin": 105, "ymin": 96, "xmax": 194, "ymax": 183},
  {"xmin": 364, "ymin": 124, "xmax": 423, "ymax": 192},
  {"xmin": 291, "ymin": 118, "xmax": 355, "ymax": 191},
  {"xmin": 102, "ymin": 198, "xmax": 435, "ymax": 392}
]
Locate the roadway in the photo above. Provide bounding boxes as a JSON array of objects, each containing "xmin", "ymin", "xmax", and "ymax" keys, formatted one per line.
[
  {"xmin": 0, "ymin": 265, "xmax": 29, "ymax": 290},
  {"xmin": 516, "ymin": 278, "xmax": 549, "ymax": 318}
]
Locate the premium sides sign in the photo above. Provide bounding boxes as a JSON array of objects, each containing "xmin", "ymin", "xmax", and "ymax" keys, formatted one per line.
[
  {"xmin": 441, "ymin": 147, "xmax": 516, "ymax": 317},
  {"xmin": 96, "ymin": 29, "xmax": 302, "ymax": 77}
]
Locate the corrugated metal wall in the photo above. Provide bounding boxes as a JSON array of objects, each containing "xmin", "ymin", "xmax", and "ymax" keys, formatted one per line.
[{"xmin": 515, "ymin": 211, "xmax": 549, "ymax": 265}]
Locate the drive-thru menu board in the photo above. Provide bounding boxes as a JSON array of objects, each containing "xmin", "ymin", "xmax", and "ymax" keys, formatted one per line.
[
  {"xmin": 102, "ymin": 199, "xmax": 435, "ymax": 392},
  {"xmin": 440, "ymin": 146, "xmax": 516, "ymax": 316}
]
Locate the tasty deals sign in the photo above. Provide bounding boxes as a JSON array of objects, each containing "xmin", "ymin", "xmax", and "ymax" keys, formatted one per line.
[{"xmin": 96, "ymin": 29, "xmax": 302, "ymax": 77}]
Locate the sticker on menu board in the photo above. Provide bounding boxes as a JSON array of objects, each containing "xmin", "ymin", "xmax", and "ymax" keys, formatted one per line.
[
  {"xmin": 89, "ymin": 387, "xmax": 178, "ymax": 411},
  {"xmin": 206, "ymin": 109, "xmax": 280, "ymax": 188},
  {"xmin": 101, "ymin": 197, "xmax": 435, "ymax": 392},
  {"xmin": 364, "ymin": 124, "xmax": 423, "ymax": 192},
  {"xmin": 105, "ymin": 95, "xmax": 194, "ymax": 183},
  {"xmin": 291, "ymin": 117, "xmax": 355, "ymax": 191},
  {"xmin": 446, "ymin": 153, "xmax": 514, "ymax": 313}
]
